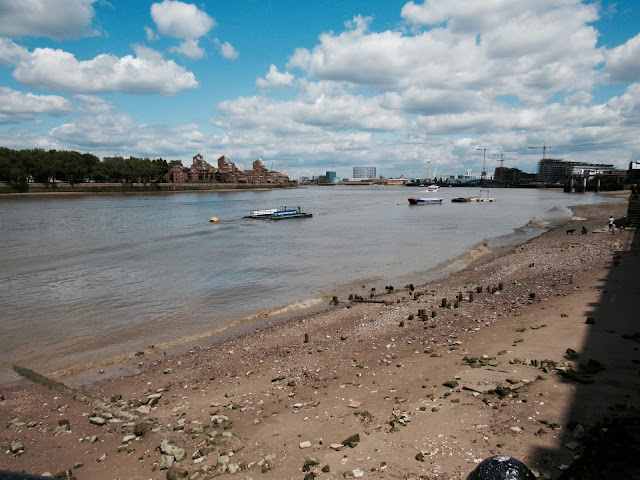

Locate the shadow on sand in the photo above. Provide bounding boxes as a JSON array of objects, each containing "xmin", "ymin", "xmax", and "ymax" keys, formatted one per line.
[{"xmin": 533, "ymin": 207, "xmax": 640, "ymax": 477}]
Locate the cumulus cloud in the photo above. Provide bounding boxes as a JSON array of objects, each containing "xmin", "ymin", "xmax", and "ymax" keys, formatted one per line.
[
  {"xmin": 6, "ymin": 42, "xmax": 197, "ymax": 96},
  {"xmin": 151, "ymin": 1, "xmax": 215, "ymax": 39},
  {"xmin": 0, "ymin": 37, "xmax": 30, "ymax": 66},
  {"xmin": 602, "ymin": 33, "xmax": 640, "ymax": 83},
  {"xmin": 0, "ymin": 87, "xmax": 73, "ymax": 123},
  {"xmin": 170, "ymin": 38, "xmax": 205, "ymax": 60},
  {"xmin": 256, "ymin": 65, "xmax": 294, "ymax": 89},
  {"xmin": 288, "ymin": 7, "xmax": 601, "ymax": 105},
  {"xmin": 0, "ymin": 0, "xmax": 98, "ymax": 39},
  {"xmin": 48, "ymin": 112, "xmax": 207, "ymax": 159},
  {"xmin": 214, "ymin": 39, "xmax": 239, "ymax": 60},
  {"xmin": 218, "ymin": 84, "xmax": 406, "ymax": 133}
]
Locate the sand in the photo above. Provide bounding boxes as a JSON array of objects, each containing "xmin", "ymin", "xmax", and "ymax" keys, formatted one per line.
[{"xmin": 1, "ymin": 197, "xmax": 639, "ymax": 480}]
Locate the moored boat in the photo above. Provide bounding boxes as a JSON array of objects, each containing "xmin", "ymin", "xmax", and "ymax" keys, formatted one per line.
[
  {"xmin": 408, "ymin": 197, "xmax": 443, "ymax": 205},
  {"xmin": 451, "ymin": 189, "xmax": 495, "ymax": 202},
  {"xmin": 244, "ymin": 206, "xmax": 312, "ymax": 220}
]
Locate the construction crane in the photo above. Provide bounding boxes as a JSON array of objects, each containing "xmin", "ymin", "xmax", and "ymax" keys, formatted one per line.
[
  {"xmin": 528, "ymin": 143, "xmax": 596, "ymax": 159},
  {"xmin": 477, "ymin": 147, "xmax": 503, "ymax": 180},
  {"xmin": 476, "ymin": 147, "xmax": 491, "ymax": 180}
]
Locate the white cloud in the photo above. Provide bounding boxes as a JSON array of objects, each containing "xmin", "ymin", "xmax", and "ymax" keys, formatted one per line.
[
  {"xmin": 0, "ymin": 0, "xmax": 97, "ymax": 39},
  {"xmin": 0, "ymin": 87, "xmax": 73, "ymax": 123},
  {"xmin": 151, "ymin": 0, "xmax": 215, "ymax": 39},
  {"xmin": 0, "ymin": 37, "xmax": 30, "ymax": 65},
  {"xmin": 603, "ymin": 33, "xmax": 640, "ymax": 83},
  {"xmin": 400, "ymin": 0, "xmax": 591, "ymax": 33},
  {"xmin": 47, "ymin": 112, "xmax": 208, "ymax": 159},
  {"xmin": 256, "ymin": 65, "xmax": 294, "ymax": 89},
  {"xmin": 8, "ymin": 43, "xmax": 198, "ymax": 96},
  {"xmin": 215, "ymin": 39, "xmax": 238, "ymax": 60},
  {"xmin": 287, "ymin": 7, "xmax": 602, "ymax": 106},
  {"xmin": 75, "ymin": 94, "xmax": 115, "ymax": 114},
  {"xmin": 170, "ymin": 38, "xmax": 205, "ymax": 60},
  {"xmin": 145, "ymin": 26, "xmax": 159, "ymax": 41}
]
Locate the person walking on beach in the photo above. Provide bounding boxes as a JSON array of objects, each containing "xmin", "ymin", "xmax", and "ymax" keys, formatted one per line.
[{"xmin": 609, "ymin": 215, "xmax": 615, "ymax": 232}]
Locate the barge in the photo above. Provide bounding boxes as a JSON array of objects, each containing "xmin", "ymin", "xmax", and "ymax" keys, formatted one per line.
[{"xmin": 245, "ymin": 206, "xmax": 312, "ymax": 220}]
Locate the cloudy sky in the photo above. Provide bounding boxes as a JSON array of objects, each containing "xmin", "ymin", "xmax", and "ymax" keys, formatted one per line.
[{"xmin": 1, "ymin": 0, "xmax": 639, "ymax": 179}]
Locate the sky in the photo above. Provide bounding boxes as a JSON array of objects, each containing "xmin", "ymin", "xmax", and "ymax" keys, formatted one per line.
[{"xmin": 1, "ymin": 0, "xmax": 639, "ymax": 180}]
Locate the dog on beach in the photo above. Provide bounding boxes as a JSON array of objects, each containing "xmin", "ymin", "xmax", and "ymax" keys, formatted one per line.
[{"xmin": 566, "ymin": 228, "xmax": 576, "ymax": 235}]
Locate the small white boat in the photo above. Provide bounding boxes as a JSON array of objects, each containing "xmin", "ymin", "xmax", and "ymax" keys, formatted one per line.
[{"xmin": 425, "ymin": 184, "xmax": 441, "ymax": 192}]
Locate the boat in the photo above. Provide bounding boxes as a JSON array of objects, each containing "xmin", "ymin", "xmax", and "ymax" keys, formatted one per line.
[
  {"xmin": 408, "ymin": 197, "xmax": 443, "ymax": 205},
  {"xmin": 244, "ymin": 206, "xmax": 312, "ymax": 220},
  {"xmin": 451, "ymin": 189, "xmax": 496, "ymax": 202},
  {"xmin": 425, "ymin": 184, "xmax": 441, "ymax": 192},
  {"xmin": 469, "ymin": 189, "xmax": 496, "ymax": 202}
]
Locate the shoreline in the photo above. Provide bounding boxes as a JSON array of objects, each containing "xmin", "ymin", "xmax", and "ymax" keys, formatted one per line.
[
  {"xmin": 0, "ymin": 202, "xmax": 579, "ymax": 388},
  {"xmin": 1, "ymin": 198, "xmax": 638, "ymax": 479}
]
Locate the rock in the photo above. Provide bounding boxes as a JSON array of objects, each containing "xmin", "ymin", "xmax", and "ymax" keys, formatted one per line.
[
  {"xmin": 353, "ymin": 469, "xmax": 364, "ymax": 478},
  {"xmin": 159, "ymin": 455, "xmax": 175, "ymax": 470},
  {"xmin": 147, "ymin": 393, "xmax": 163, "ymax": 406},
  {"xmin": 442, "ymin": 380, "xmax": 459, "ymax": 389},
  {"xmin": 134, "ymin": 421, "xmax": 149, "ymax": 437},
  {"xmin": 52, "ymin": 468, "xmax": 74, "ymax": 479},
  {"xmin": 166, "ymin": 466, "xmax": 189, "ymax": 479},
  {"xmin": 299, "ymin": 440, "xmax": 312, "ymax": 449},
  {"xmin": 159, "ymin": 439, "xmax": 186, "ymax": 462},
  {"xmin": 227, "ymin": 463, "xmax": 240, "ymax": 474},
  {"xmin": 96, "ymin": 453, "xmax": 107, "ymax": 462},
  {"xmin": 122, "ymin": 435, "xmax": 136, "ymax": 444},
  {"xmin": 302, "ymin": 457, "xmax": 319, "ymax": 472},
  {"xmin": 89, "ymin": 416, "xmax": 106, "ymax": 426},
  {"xmin": 110, "ymin": 394, "xmax": 122, "ymax": 402},
  {"xmin": 342, "ymin": 434, "xmax": 360, "ymax": 448},
  {"xmin": 10, "ymin": 440, "xmax": 24, "ymax": 453}
]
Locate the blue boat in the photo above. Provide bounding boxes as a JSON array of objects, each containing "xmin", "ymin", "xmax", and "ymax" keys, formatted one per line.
[{"xmin": 408, "ymin": 197, "xmax": 443, "ymax": 205}]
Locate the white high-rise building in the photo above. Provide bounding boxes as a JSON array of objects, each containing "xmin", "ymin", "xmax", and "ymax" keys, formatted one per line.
[{"xmin": 353, "ymin": 167, "xmax": 376, "ymax": 179}]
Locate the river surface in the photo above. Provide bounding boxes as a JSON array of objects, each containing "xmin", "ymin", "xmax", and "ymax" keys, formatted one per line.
[{"xmin": 0, "ymin": 186, "xmax": 620, "ymax": 383}]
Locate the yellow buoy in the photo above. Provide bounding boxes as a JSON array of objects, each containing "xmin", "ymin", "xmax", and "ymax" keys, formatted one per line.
[{"xmin": 209, "ymin": 217, "xmax": 219, "ymax": 223}]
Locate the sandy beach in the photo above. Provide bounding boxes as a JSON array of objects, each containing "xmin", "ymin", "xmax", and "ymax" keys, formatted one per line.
[{"xmin": 1, "ymin": 197, "xmax": 638, "ymax": 480}]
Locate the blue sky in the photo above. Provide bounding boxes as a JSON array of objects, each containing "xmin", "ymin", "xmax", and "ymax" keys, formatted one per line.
[{"xmin": 1, "ymin": 0, "xmax": 639, "ymax": 180}]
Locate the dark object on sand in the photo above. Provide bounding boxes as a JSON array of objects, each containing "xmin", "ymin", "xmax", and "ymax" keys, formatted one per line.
[
  {"xmin": 582, "ymin": 226, "xmax": 588, "ymax": 234},
  {"xmin": 467, "ymin": 456, "xmax": 536, "ymax": 480}
]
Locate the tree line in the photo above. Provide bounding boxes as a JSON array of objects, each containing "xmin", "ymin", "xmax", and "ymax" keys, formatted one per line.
[{"xmin": 0, "ymin": 147, "xmax": 172, "ymax": 192}]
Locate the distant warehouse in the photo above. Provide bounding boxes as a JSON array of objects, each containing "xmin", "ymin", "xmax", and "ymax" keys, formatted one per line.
[{"xmin": 537, "ymin": 158, "xmax": 613, "ymax": 183}]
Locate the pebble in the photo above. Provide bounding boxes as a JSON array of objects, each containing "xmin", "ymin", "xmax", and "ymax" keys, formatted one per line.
[{"xmin": 299, "ymin": 441, "xmax": 312, "ymax": 449}]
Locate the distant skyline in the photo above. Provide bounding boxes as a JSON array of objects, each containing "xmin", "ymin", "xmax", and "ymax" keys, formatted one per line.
[{"xmin": 1, "ymin": 0, "xmax": 639, "ymax": 180}]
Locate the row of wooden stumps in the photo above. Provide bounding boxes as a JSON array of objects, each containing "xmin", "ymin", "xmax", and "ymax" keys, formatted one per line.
[{"xmin": 314, "ymin": 280, "xmax": 539, "ymax": 341}]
